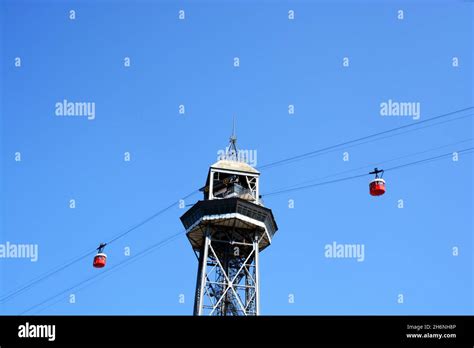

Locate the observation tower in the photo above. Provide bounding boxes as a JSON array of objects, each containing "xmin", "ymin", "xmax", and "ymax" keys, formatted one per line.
[{"xmin": 180, "ymin": 131, "xmax": 278, "ymax": 316}]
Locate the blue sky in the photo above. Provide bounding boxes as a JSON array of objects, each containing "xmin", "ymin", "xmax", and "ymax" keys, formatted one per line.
[{"xmin": 0, "ymin": 0, "xmax": 472, "ymax": 315}]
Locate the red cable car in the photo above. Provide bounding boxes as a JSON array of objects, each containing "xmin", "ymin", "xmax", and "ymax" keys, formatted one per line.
[
  {"xmin": 93, "ymin": 243, "xmax": 107, "ymax": 268},
  {"xmin": 369, "ymin": 168, "xmax": 386, "ymax": 196}
]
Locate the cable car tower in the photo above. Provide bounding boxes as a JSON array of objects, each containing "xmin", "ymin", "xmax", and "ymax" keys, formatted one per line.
[{"xmin": 180, "ymin": 128, "xmax": 278, "ymax": 316}]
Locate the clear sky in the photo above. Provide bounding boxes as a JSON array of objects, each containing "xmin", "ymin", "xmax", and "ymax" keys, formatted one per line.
[{"xmin": 0, "ymin": 0, "xmax": 472, "ymax": 315}]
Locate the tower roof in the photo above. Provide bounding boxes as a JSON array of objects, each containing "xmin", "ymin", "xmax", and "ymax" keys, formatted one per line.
[{"xmin": 210, "ymin": 159, "xmax": 259, "ymax": 174}]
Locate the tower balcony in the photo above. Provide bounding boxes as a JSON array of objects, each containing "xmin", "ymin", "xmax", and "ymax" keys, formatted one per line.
[{"xmin": 180, "ymin": 197, "xmax": 278, "ymax": 252}]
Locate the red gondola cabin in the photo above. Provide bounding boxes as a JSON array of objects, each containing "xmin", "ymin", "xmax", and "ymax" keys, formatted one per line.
[
  {"xmin": 369, "ymin": 178, "xmax": 386, "ymax": 196},
  {"xmin": 93, "ymin": 253, "xmax": 107, "ymax": 268},
  {"xmin": 93, "ymin": 242, "xmax": 107, "ymax": 268},
  {"xmin": 369, "ymin": 168, "xmax": 386, "ymax": 196}
]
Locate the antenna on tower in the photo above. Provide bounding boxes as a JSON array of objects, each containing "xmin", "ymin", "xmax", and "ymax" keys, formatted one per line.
[{"xmin": 226, "ymin": 116, "xmax": 238, "ymax": 161}]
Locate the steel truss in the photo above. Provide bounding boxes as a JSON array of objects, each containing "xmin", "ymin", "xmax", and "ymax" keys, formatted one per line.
[{"xmin": 193, "ymin": 227, "xmax": 261, "ymax": 316}]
